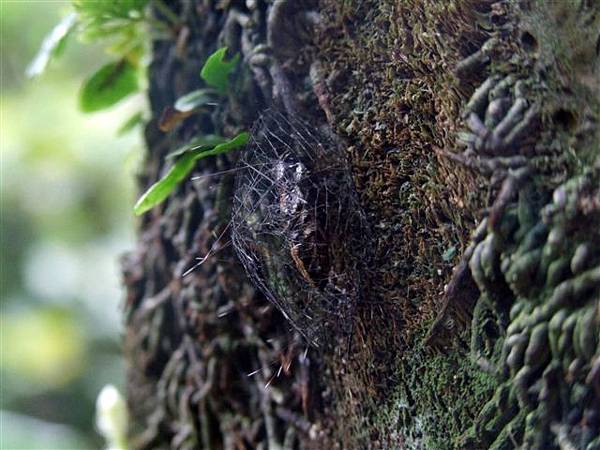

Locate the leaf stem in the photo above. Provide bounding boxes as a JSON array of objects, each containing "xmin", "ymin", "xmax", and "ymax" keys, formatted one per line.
[{"xmin": 151, "ymin": 0, "xmax": 180, "ymax": 27}]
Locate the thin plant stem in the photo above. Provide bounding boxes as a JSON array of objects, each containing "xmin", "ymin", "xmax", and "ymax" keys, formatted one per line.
[{"xmin": 152, "ymin": 0, "xmax": 180, "ymax": 27}]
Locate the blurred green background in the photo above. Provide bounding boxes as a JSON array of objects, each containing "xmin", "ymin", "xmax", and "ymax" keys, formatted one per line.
[{"xmin": 2, "ymin": 1, "xmax": 143, "ymax": 448}]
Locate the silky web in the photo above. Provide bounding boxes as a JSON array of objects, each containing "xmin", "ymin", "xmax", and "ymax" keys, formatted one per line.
[{"xmin": 231, "ymin": 110, "xmax": 366, "ymax": 347}]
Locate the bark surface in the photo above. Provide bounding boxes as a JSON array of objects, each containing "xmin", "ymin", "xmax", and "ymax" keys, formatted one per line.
[{"xmin": 122, "ymin": 1, "xmax": 600, "ymax": 449}]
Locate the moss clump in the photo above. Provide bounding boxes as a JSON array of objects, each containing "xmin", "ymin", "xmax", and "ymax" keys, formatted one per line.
[
  {"xmin": 466, "ymin": 167, "xmax": 600, "ymax": 449},
  {"xmin": 315, "ymin": 0, "xmax": 498, "ymax": 445},
  {"xmin": 376, "ymin": 345, "xmax": 497, "ymax": 449},
  {"xmin": 318, "ymin": 0, "xmax": 490, "ymax": 341},
  {"xmin": 316, "ymin": 0, "xmax": 599, "ymax": 447}
]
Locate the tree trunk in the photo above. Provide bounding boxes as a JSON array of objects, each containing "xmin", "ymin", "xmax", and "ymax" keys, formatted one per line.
[{"xmin": 122, "ymin": 1, "xmax": 600, "ymax": 449}]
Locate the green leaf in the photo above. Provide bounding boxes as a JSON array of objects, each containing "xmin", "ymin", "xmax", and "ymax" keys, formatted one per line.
[
  {"xmin": 26, "ymin": 13, "xmax": 78, "ymax": 78},
  {"xmin": 133, "ymin": 152, "xmax": 196, "ymax": 215},
  {"xmin": 117, "ymin": 111, "xmax": 145, "ymax": 135},
  {"xmin": 79, "ymin": 60, "xmax": 139, "ymax": 113},
  {"xmin": 174, "ymin": 89, "xmax": 219, "ymax": 112},
  {"xmin": 134, "ymin": 132, "xmax": 250, "ymax": 215},
  {"xmin": 200, "ymin": 47, "xmax": 239, "ymax": 94},
  {"xmin": 166, "ymin": 135, "xmax": 227, "ymax": 159},
  {"xmin": 190, "ymin": 132, "xmax": 249, "ymax": 160}
]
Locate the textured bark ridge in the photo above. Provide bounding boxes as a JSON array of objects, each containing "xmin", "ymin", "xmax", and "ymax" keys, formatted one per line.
[{"xmin": 122, "ymin": 1, "xmax": 599, "ymax": 449}]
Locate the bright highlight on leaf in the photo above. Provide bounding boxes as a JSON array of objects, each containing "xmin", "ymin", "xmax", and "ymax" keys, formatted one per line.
[
  {"xmin": 174, "ymin": 89, "xmax": 219, "ymax": 112},
  {"xmin": 200, "ymin": 47, "xmax": 240, "ymax": 94},
  {"xmin": 26, "ymin": 13, "xmax": 78, "ymax": 78},
  {"xmin": 134, "ymin": 132, "xmax": 250, "ymax": 215},
  {"xmin": 79, "ymin": 60, "xmax": 139, "ymax": 112}
]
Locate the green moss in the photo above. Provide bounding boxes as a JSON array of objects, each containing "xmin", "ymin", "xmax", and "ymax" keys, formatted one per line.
[{"xmin": 387, "ymin": 345, "xmax": 497, "ymax": 449}]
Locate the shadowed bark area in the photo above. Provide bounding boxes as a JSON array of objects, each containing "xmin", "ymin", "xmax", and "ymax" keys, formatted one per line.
[{"xmin": 122, "ymin": 1, "xmax": 599, "ymax": 449}]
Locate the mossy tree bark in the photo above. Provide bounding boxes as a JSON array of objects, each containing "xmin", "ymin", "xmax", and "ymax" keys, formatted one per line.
[{"xmin": 122, "ymin": 1, "xmax": 599, "ymax": 449}]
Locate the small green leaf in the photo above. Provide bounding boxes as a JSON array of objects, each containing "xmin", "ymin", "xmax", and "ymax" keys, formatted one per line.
[
  {"xmin": 190, "ymin": 132, "xmax": 249, "ymax": 160},
  {"xmin": 26, "ymin": 13, "xmax": 78, "ymax": 78},
  {"xmin": 174, "ymin": 89, "xmax": 219, "ymax": 112},
  {"xmin": 134, "ymin": 132, "xmax": 250, "ymax": 215},
  {"xmin": 79, "ymin": 60, "xmax": 139, "ymax": 113},
  {"xmin": 134, "ymin": 153, "xmax": 196, "ymax": 215},
  {"xmin": 117, "ymin": 111, "xmax": 145, "ymax": 135},
  {"xmin": 166, "ymin": 135, "xmax": 227, "ymax": 159},
  {"xmin": 442, "ymin": 246, "xmax": 457, "ymax": 262},
  {"xmin": 200, "ymin": 47, "xmax": 239, "ymax": 94}
]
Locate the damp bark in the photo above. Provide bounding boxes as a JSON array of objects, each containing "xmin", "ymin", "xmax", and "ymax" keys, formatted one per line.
[{"xmin": 122, "ymin": 1, "xmax": 600, "ymax": 449}]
